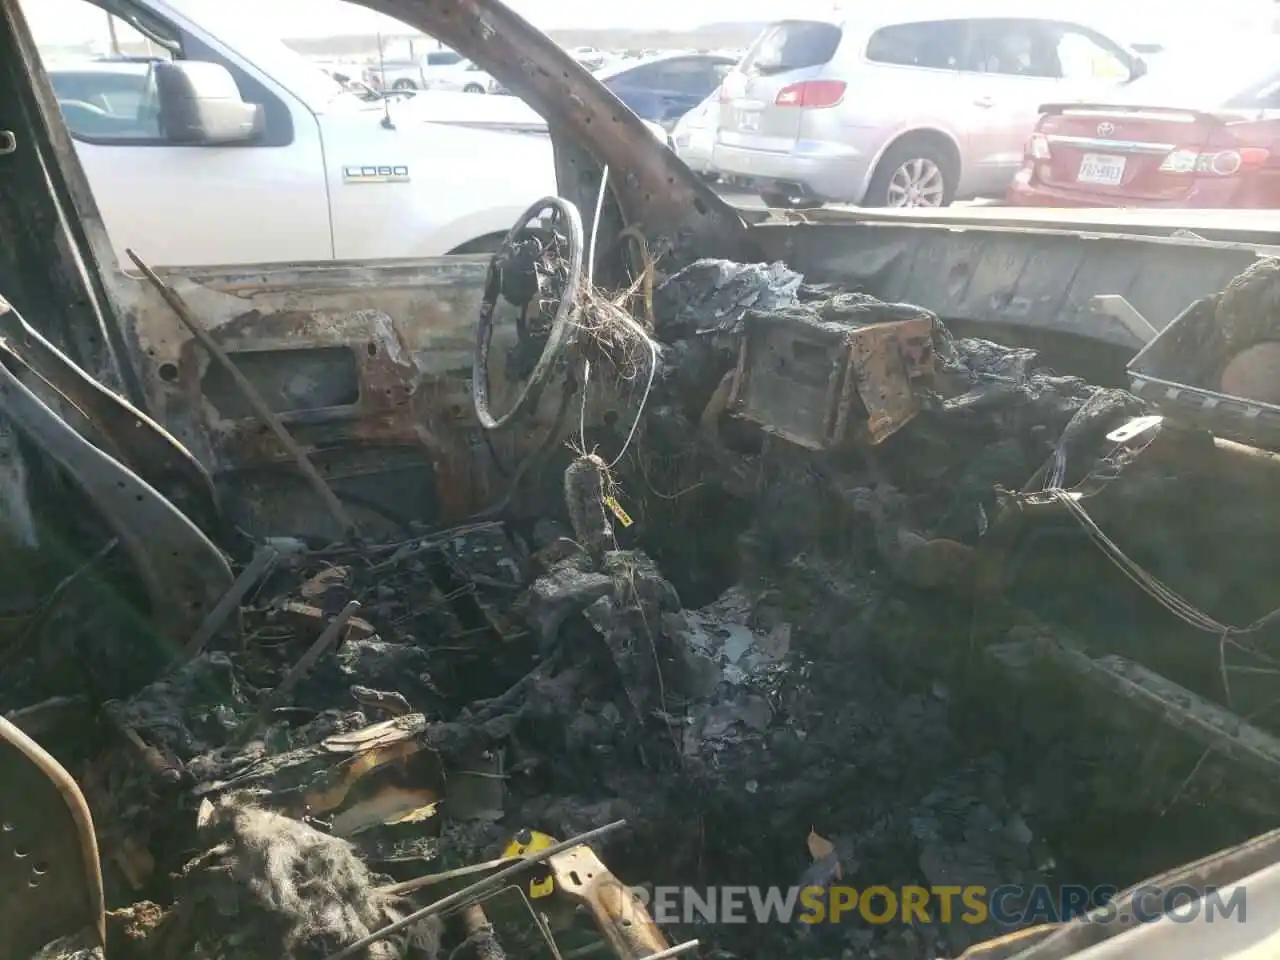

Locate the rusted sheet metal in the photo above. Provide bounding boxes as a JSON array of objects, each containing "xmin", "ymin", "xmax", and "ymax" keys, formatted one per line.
[
  {"xmin": 757, "ymin": 221, "xmax": 1264, "ymax": 352},
  {"xmin": 728, "ymin": 310, "xmax": 935, "ymax": 450},
  {"xmin": 357, "ymin": 0, "xmax": 753, "ymax": 265},
  {"xmin": 844, "ymin": 316, "xmax": 935, "ymax": 445},
  {"xmin": 117, "ymin": 257, "xmax": 533, "ymax": 524}
]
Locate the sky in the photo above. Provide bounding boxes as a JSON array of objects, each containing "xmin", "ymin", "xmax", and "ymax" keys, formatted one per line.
[
  {"xmin": 21, "ymin": 0, "xmax": 1279, "ymax": 46},
  {"xmin": 23, "ymin": 0, "xmax": 818, "ymax": 42}
]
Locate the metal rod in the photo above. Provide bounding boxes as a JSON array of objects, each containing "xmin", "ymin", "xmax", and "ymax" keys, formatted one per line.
[
  {"xmin": 182, "ymin": 544, "xmax": 278, "ymax": 658},
  {"xmin": 126, "ymin": 249, "xmax": 359, "ymax": 538},
  {"xmin": 265, "ymin": 600, "xmax": 361, "ymax": 711},
  {"xmin": 323, "ymin": 819, "xmax": 629, "ymax": 960},
  {"xmin": 377, "ymin": 857, "xmax": 521, "ymax": 897},
  {"xmin": 234, "ymin": 600, "xmax": 361, "ymax": 744},
  {"xmin": 640, "ymin": 940, "xmax": 700, "ymax": 959}
]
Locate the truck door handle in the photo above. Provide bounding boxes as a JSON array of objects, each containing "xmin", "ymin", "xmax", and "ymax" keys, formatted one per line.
[{"xmin": 974, "ymin": 96, "xmax": 996, "ymax": 108}]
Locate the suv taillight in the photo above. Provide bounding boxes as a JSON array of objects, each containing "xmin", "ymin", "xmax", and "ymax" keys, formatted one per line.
[
  {"xmin": 1158, "ymin": 147, "xmax": 1269, "ymax": 176},
  {"xmin": 774, "ymin": 80, "xmax": 846, "ymax": 109}
]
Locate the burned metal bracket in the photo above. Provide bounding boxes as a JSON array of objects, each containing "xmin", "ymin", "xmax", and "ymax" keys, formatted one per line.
[
  {"xmin": 0, "ymin": 339, "xmax": 235, "ymax": 648},
  {"xmin": 842, "ymin": 317, "xmax": 936, "ymax": 444},
  {"xmin": 548, "ymin": 844, "xmax": 671, "ymax": 959},
  {"xmin": 1106, "ymin": 415, "xmax": 1165, "ymax": 445},
  {"xmin": 1089, "ymin": 294, "xmax": 1159, "ymax": 345},
  {"xmin": 0, "ymin": 295, "xmax": 221, "ymax": 535}
]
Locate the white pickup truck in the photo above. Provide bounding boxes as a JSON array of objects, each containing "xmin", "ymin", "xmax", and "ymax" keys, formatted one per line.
[{"xmin": 32, "ymin": 0, "xmax": 559, "ymax": 267}]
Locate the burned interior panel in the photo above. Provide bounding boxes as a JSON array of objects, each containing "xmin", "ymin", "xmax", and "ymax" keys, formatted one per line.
[{"xmin": 114, "ymin": 258, "xmax": 551, "ymax": 537}]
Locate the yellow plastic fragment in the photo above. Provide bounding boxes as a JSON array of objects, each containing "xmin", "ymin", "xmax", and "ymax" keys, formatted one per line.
[{"xmin": 503, "ymin": 829, "xmax": 558, "ymax": 898}]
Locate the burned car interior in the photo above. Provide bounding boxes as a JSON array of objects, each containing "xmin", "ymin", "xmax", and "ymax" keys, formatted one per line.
[{"xmin": 8, "ymin": 1, "xmax": 1280, "ymax": 959}]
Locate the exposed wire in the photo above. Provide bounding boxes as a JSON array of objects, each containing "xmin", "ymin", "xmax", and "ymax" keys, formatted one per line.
[
  {"xmin": 579, "ymin": 163, "xmax": 658, "ymax": 469},
  {"xmin": 1047, "ymin": 483, "xmax": 1280, "ymax": 710},
  {"xmin": 607, "ymin": 322, "xmax": 658, "ymax": 469},
  {"xmin": 1036, "ymin": 430, "xmax": 1280, "ymax": 711},
  {"xmin": 587, "ymin": 164, "xmax": 610, "ymax": 285}
]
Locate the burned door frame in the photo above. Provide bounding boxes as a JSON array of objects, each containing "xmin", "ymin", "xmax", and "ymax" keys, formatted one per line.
[
  {"xmin": 0, "ymin": 0, "xmax": 137, "ymax": 395},
  {"xmin": 0, "ymin": 0, "xmax": 242, "ymax": 640}
]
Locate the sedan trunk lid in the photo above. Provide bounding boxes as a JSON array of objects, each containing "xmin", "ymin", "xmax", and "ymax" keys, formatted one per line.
[{"xmin": 1034, "ymin": 102, "xmax": 1260, "ymax": 202}]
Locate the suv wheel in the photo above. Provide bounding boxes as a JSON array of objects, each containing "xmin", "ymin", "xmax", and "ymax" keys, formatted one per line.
[
  {"xmin": 392, "ymin": 79, "xmax": 418, "ymax": 91},
  {"xmin": 463, "ymin": 83, "xmax": 486, "ymax": 94},
  {"xmin": 759, "ymin": 190, "xmax": 823, "ymax": 210},
  {"xmin": 864, "ymin": 138, "xmax": 957, "ymax": 208}
]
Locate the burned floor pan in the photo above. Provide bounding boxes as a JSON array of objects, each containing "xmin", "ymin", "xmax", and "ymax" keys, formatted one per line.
[{"xmin": 9, "ymin": 265, "xmax": 1280, "ymax": 960}]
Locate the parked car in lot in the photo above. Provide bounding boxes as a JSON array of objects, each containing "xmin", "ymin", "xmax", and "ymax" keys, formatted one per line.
[
  {"xmin": 715, "ymin": 12, "xmax": 1146, "ymax": 209},
  {"xmin": 428, "ymin": 59, "xmax": 496, "ymax": 94},
  {"xmin": 38, "ymin": 4, "xmax": 556, "ymax": 267},
  {"xmin": 1008, "ymin": 41, "xmax": 1280, "ymax": 208},
  {"xmin": 596, "ymin": 52, "xmax": 736, "ymax": 128},
  {"xmin": 672, "ymin": 90, "xmax": 721, "ymax": 177},
  {"xmin": 363, "ymin": 48, "xmax": 465, "ymax": 91}
]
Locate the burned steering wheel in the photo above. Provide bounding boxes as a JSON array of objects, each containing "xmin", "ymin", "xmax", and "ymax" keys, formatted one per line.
[{"xmin": 472, "ymin": 196, "xmax": 584, "ymax": 430}]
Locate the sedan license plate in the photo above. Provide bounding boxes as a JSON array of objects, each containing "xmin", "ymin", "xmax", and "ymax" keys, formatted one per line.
[
  {"xmin": 1077, "ymin": 153, "xmax": 1126, "ymax": 186},
  {"xmin": 737, "ymin": 109, "xmax": 760, "ymax": 132}
]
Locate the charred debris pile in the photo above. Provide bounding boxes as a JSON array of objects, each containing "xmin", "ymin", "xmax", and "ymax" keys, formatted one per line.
[{"xmin": 9, "ymin": 255, "xmax": 1280, "ymax": 960}]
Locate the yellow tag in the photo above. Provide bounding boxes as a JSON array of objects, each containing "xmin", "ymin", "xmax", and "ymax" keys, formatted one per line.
[
  {"xmin": 503, "ymin": 829, "xmax": 556, "ymax": 858},
  {"xmin": 503, "ymin": 830, "xmax": 558, "ymax": 899},
  {"xmin": 603, "ymin": 495, "xmax": 633, "ymax": 527}
]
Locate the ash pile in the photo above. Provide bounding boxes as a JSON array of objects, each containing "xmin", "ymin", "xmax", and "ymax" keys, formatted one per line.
[{"xmin": 9, "ymin": 258, "xmax": 1280, "ymax": 960}]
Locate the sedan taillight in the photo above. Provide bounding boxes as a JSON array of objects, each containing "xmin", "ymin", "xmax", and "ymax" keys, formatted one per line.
[
  {"xmin": 774, "ymin": 80, "xmax": 846, "ymax": 109},
  {"xmin": 1027, "ymin": 133, "xmax": 1051, "ymax": 161},
  {"xmin": 1159, "ymin": 147, "xmax": 1270, "ymax": 176}
]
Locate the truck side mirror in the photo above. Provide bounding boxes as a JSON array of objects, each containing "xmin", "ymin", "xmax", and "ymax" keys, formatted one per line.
[{"xmin": 155, "ymin": 61, "xmax": 264, "ymax": 145}]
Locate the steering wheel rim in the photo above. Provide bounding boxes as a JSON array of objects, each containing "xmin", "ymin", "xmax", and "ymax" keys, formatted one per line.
[{"xmin": 472, "ymin": 196, "xmax": 584, "ymax": 431}]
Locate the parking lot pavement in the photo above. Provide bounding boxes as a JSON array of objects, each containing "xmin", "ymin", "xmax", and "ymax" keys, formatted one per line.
[{"xmin": 714, "ymin": 186, "xmax": 1000, "ymax": 210}]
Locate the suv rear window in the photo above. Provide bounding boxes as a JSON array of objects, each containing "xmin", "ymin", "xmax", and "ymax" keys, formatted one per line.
[
  {"xmin": 866, "ymin": 20, "xmax": 967, "ymax": 70},
  {"xmin": 742, "ymin": 20, "xmax": 843, "ymax": 76}
]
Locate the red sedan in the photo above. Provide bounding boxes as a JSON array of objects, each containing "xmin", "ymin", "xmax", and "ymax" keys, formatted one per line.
[{"xmin": 1008, "ymin": 53, "xmax": 1280, "ymax": 208}]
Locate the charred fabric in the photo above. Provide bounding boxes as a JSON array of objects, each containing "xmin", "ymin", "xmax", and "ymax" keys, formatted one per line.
[{"xmin": 11, "ymin": 238, "xmax": 1280, "ymax": 960}]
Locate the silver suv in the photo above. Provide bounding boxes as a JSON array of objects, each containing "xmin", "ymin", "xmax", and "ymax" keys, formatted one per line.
[{"xmin": 715, "ymin": 13, "xmax": 1146, "ymax": 208}]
